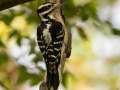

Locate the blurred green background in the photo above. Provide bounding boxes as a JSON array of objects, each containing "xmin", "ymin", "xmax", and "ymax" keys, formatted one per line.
[{"xmin": 0, "ymin": 0, "xmax": 120, "ymax": 90}]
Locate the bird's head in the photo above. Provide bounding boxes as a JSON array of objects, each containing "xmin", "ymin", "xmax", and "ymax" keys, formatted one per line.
[{"xmin": 37, "ymin": 2, "xmax": 60, "ymax": 17}]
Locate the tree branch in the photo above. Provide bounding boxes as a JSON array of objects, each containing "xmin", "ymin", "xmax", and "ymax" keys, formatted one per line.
[{"xmin": 0, "ymin": 0, "xmax": 34, "ymax": 11}]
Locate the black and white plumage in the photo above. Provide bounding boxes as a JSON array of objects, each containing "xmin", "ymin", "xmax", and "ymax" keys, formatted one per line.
[{"xmin": 37, "ymin": 2, "xmax": 64, "ymax": 90}]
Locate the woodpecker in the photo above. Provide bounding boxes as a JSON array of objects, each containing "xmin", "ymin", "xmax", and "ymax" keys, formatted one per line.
[{"xmin": 37, "ymin": 2, "xmax": 64, "ymax": 90}]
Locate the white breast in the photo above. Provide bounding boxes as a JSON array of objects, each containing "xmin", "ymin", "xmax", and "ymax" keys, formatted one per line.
[{"xmin": 43, "ymin": 24, "xmax": 52, "ymax": 44}]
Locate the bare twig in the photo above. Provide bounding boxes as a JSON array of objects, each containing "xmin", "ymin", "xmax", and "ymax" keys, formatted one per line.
[{"xmin": 0, "ymin": 0, "xmax": 34, "ymax": 11}]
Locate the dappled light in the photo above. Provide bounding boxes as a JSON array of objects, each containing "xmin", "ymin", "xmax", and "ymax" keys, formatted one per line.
[{"xmin": 0, "ymin": 0, "xmax": 120, "ymax": 90}]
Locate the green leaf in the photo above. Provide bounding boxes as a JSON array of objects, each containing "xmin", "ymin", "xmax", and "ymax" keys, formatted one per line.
[
  {"xmin": 33, "ymin": 53, "xmax": 43, "ymax": 63},
  {"xmin": 29, "ymin": 39, "xmax": 36, "ymax": 54},
  {"xmin": 0, "ymin": 81, "xmax": 9, "ymax": 90},
  {"xmin": 0, "ymin": 52, "xmax": 8, "ymax": 65},
  {"xmin": 17, "ymin": 66, "xmax": 30, "ymax": 84},
  {"xmin": 62, "ymin": 72, "xmax": 69, "ymax": 88},
  {"xmin": 16, "ymin": 35, "xmax": 22, "ymax": 46},
  {"xmin": 9, "ymin": 30, "xmax": 19, "ymax": 38},
  {"xmin": 26, "ymin": 14, "xmax": 38, "ymax": 23},
  {"xmin": 112, "ymin": 28, "xmax": 120, "ymax": 36},
  {"xmin": 17, "ymin": 65, "xmax": 44, "ymax": 85},
  {"xmin": 0, "ymin": 40, "xmax": 5, "ymax": 47},
  {"xmin": 78, "ymin": 2, "xmax": 97, "ymax": 20},
  {"xmin": 1, "ymin": 14, "xmax": 14, "ymax": 25},
  {"xmin": 29, "ymin": 74, "xmax": 43, "ymax": 86},
  {"xmin": 64, "ymin": 0, "xmax": 77, "ymax": 18},
  {"xmin": 77, "ymin": 27, "xmax": 88, "ymax": 40}
]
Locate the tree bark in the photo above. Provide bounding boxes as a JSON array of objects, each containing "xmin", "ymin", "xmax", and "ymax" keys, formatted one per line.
[
  {"xmin": 0, "ymin": 0, "xmax": 34, "ymax": 11},
  {"xmin": 39, "ymin": 0, "xmax": 72, "ymax": 90}
]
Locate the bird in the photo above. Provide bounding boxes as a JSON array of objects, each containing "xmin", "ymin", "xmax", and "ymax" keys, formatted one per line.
[{"xmin": 37, "ymin": 2, "xmax": 65, "ymax": 90}]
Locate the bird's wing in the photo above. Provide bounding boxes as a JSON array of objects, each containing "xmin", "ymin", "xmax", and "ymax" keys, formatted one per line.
[{"xmin": 37, "ymin": 24, "xmax": 46, "ymax": 58}]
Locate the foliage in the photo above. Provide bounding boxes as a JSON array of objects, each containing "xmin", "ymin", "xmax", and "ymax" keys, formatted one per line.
[{"xmin": 0, "ymin": 0, "xmax": 120, "ymax": 90}]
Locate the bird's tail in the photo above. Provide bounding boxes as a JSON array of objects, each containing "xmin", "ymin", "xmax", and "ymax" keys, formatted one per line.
[{"xmin": 46, "ymin": 69, "xmax": 59, "ymax": 90}]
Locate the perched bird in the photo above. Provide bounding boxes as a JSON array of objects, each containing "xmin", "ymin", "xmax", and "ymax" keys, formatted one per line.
[{"xmin": 37, "ymin": 2, "xmax": 65, "ymax": 90}]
